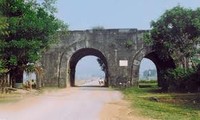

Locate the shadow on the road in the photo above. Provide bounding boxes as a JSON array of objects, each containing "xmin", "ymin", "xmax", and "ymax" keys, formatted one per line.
[
  {"xmin": 74, "ymin": 85, "xmax": 106, "ymax": 87},
  {"xmin": 73, "ymin": 85, "xmax": 112, "ymax": 91}
]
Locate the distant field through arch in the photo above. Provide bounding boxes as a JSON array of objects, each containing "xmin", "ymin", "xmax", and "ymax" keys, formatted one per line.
[{"xmin": 75, "ymin": 55, "xmax": 105, "ymax": 87}]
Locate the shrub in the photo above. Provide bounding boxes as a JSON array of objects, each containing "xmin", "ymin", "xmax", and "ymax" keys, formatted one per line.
[{"xmin": 160, "ymin": 67, "xmax": 200, "ymax": 92}]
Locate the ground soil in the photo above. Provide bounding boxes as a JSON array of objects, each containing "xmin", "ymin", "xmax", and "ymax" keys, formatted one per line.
[
  {"xmin": 0, "ymin": 80, "xmax": 149, "ymax": 120},
  {"xmin": 100, "ymin": 99, "xmax": 149, "ymax": 120}
]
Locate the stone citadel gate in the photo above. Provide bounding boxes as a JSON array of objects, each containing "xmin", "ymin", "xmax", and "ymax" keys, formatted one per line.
[{"xmin": 40, "ymin": 29, "xmax": 175, "ymax": 88}]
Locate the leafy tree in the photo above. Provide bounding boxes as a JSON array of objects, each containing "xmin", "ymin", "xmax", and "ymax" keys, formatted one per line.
[
  {"xmin": 0, "ymin": 14, "xmax": 9, "ymax": 74},
  {"xmin": 143, "ymin": 69, "xmax": 157, "ymax": 78},
  {"xmin": 97, "ymin": 58, "xmax": 106, "ymax": 73},
  {"xmin": 0, "ymin": 0, "xmax": 67, "ymax": 86},
  {"xmin": 147, "ymin": 6, "xmax": 200, "ymax": 69}
]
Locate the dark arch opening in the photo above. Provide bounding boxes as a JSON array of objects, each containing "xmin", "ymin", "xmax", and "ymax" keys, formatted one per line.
[
  {"xmin": 144, "ymin": 52, "xmax": 175, "ymax": 87},
  {"xmin": 69, "ymin": 48, "xmax": 108, "ymax": 87}
]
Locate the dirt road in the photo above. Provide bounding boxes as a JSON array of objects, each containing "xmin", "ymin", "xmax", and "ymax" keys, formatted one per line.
[{"xmin": 0, "ymin": 81, "xmax": 147, "ymax": 120}]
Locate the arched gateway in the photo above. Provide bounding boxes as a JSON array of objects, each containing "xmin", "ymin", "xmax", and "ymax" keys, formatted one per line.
[
  {"xmin": 40, "ymin": 29, "xmax": 175, "ymax": 88},
  {"xmin": 69, "ymin": 48, "xmax": 108, "ymax": 87}
]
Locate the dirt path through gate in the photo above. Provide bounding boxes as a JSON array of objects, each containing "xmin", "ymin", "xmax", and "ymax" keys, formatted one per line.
[{"xmin": 0, "ymin": 81, "xmax": 148, "ymax": 120}]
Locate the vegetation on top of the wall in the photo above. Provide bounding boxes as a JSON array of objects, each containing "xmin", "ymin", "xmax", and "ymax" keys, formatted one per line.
[
  {"xmin": 125, "ymin": 39, "xmax": 134, "ymax": 49},
  {"xmin": 92, "ymin": 26, "xmax": 105, "ymax": 30}
]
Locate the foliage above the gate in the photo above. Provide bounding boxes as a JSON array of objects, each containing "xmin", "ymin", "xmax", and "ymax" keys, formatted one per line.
[
  {"xmin": 125, "ymin": 39, "xmax": 134, "ymax": 49},
  {"xmin": 146, "ymin": 6, "xmax": 200, "ymax": 68}
]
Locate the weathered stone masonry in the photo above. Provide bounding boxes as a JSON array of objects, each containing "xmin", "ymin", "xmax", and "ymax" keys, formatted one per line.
[{"xmin": 40, "ymin": 29, "xmax": 175, "ymax": 88}]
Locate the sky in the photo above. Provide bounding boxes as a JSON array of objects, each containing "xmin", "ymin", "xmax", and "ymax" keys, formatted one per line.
[
  {"xmin": 75, "ymin": 56, "xmax": 105, "ymax": 80},
  {"xmin": 75, "ymin": 56, "xmax": 155, "ymax": 80},
  {"xmin": 55, "ymin": 0, "xmax": 200, "ymax": 30},
  {"xmin": 53, "ymin": 0, "xmax": 200, "ymax": 80}
]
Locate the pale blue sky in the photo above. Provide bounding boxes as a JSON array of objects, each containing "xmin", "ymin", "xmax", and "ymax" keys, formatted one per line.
[
  {"xmin": 53, "ymin": 0, "xmax": 200, "ymax": 79},
  {"xmin": 76, "ymin": 56, "xmax": 105, "ymax": 80},
  {"xmin": 55, "ymin": 0, "xmax": 200, "ymax": 30},
  {"xmin": 76, "ymin": 56, "xmax": 155, "ymax": 80}
]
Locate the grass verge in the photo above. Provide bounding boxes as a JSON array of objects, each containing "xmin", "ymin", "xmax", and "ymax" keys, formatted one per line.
[
  {"xmin": 122, "ymin": 87, "xmax": 200, "ymax": 120},
  {"xmin": 0, "ymin": 92, "xmax": 24, "ymax": 104},
  {"xmin": 0, "ymin": 89, "xmax": 41, "ymax": 104},
  {"xmin": 0, "ymin": 87, "xmax": 64, "ymax": 104}
]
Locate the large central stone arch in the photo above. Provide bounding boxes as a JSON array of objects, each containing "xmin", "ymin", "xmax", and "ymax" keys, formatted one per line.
[{"xmin": 69, "ymin": 48, "xmax": 108, "ymax": 87}]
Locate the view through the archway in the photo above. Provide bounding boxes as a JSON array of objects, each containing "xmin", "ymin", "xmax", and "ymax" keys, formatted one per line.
[
  {"xmin": 139, "ymin": 58, "xmax": 157, "ymax": 87},
  {"xmin": 75, "ymin": 55, "xmax": 105, "ymax": 87}
]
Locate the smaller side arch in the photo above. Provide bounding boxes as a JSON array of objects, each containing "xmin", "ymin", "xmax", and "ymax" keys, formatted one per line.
[
  {"xmin": 133, "ymin": 50, "xmax": 175, "ymax": 87},
  {"xmin": 144, "ymin": 52, "xmax": 175, "ymax": 86}
]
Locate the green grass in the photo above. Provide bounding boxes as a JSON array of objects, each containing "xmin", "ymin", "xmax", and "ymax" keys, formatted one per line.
[
  {"xmin": 122, "ymin": 87, "xmax": 200, "ymax": 120},
  {"xmin": 139, "ymin": 80, "xmax": 157, "ymax": 83},
  {"xmin": 138, "ymin": 80, "xmax": 157, "ymax": 88},
  {"xmin": 0, "ymin": 88, "xmax": 42, "ymax": 104},
  {"xmin": 0, "ymin": 93, "xmax": 22, "ymax": 104},
  {"xmin": 0, "ymin": 97, "xmax": 21, "ymax": 104}
]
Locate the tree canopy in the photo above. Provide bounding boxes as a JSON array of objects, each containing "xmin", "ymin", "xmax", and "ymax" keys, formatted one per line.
[
  {"xmin": 0, "ymin": 0, "xmax": 67, "ymax": 84},
  {"xmin": 145, "ymin": 6, "xmax": 200, "ymax": 92},
  {"xmin": 0, "ymin": 16, "xmax": 9, "ymax": 74},
  {"xmin": 147, "ymin": 6, "xmax": 200, "ymax": 69}
]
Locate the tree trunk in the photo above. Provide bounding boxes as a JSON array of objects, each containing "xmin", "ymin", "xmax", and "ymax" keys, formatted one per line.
[{"xmin": 181, "ymin": 57, "xmax": 187, "ymax": 72}]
